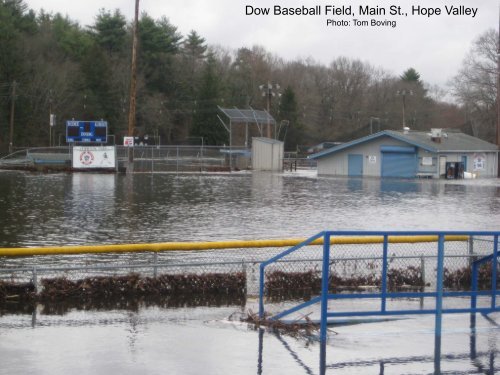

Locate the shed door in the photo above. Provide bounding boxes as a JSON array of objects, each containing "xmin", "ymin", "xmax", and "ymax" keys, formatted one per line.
[
  {"xmin": 381, "ymin": 146, "xmax": 416, "ymax": 178},
  {"xmin": 348, "ymin": 154, "xmax": 363, "ymax": 176}
]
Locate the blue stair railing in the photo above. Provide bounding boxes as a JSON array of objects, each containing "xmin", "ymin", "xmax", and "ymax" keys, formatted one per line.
[{"xmin": 259, "ymin": 231, "xmax": 500, "ymax": 343}]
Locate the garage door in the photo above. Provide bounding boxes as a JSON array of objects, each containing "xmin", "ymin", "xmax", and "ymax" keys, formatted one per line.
[{"xmin": 381, "ymin": 146, "xmax": 417, "ymax": 178}]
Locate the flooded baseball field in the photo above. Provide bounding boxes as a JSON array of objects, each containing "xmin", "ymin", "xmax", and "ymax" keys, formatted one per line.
[{"xmin": 1, "ymin": 170, "xmax": 499, "ymax": 374}]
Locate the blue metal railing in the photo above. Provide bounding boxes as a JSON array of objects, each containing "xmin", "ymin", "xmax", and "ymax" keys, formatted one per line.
[{"xmin": 259, "ymin": 231, "xmax": 500, "ymax": 343}]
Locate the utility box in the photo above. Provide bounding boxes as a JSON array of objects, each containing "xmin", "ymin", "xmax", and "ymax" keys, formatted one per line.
[{"xmin": 252, "ymin": 137, "xmax": 284, "ymax": 171}]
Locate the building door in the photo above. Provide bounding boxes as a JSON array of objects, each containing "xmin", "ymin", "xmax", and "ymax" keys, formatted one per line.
[
  {"xmin": 439, "ymin": 156, "xmax": 447, "ymax": 177},
  {"xmin": 348, "ymin": 154, "xmax": 363, "ymax": 176},
  {"xmin": 461, "ymin": 155, "xmax": 468, "ymax": 171},
  {"xmin": 380, "ymin": 146, "xmax": 417, "ymax": 178}
]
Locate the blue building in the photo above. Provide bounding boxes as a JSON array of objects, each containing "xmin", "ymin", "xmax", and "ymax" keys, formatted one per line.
[{"xmin": 309, "ymin": 129, "xmax": 499, "ymax": 178}]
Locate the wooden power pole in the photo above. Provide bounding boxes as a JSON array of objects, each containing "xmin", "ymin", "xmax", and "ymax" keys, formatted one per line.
[{"xmin": 127, "ymin": 0, "xmax": 139, "ymax": 172}]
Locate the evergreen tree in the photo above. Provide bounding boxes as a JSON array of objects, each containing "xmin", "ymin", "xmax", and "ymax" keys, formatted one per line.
[
  {"xmin": 400, "ymin": 67, "xmax": 421, "ymax": 83},
  {"xmin": 51, "ymin": 13, "xmax": 92, "ymax": 60},
  {"xmin": 191, "ymin": 54, "xmax": 227, "ymax": 145},
  {"xmin": 91, "ymin": 9, "xmax": 127, "ymax": 55},
  {"xmin": 181, "ymin": 30, "xmax": 207, "ymax": 96},
  {"xmin": 278, "ymin": 86, "xmax": 304, "ymax": 150},
  {"xmin": 138, "ymin": 14, "xmax": 181, "ymax": 94}
]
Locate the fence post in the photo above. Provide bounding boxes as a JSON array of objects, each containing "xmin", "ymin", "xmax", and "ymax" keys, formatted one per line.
[
  {"xmin": 200, "ymin": 145, "xmax": 204, "ymax": 172},
  {"xmin": 258, "ymin": 263, "xmax": 265, "ymax": 319},
  {"xmin": 320, "ymin": 231, "xmax": 331, "ymax": 374},
  {"xmin": 468, "ymin": 235, "xmax": 474, "ymax": 267},
  {"xmin": 491, "ymin": 234, "xmax": 498, "ymax": 309},
  {"xmin": 420, "ymin": 255, "xmax": 426, "ymax": 286},
  {"xmin": 381, "ymin": 234, "xmax": 388, "ymax": 312},
  {"xmin": 435, "ymin": 234, "xmax": 445, "ymax": 339},
  {"xmin": 32, "ymin": 266, "xmax": 38, "ymax": 293},
  {"xmin": 320, "ymin": 231, "xmax": 331, "ymax": 344},
  {"xmin": 471, "ymin": 262, "xmax": 478, "ymax": 310},
  {"xmin": 153, "ymin": 252, "xmax": 158, "ymax": 278}
]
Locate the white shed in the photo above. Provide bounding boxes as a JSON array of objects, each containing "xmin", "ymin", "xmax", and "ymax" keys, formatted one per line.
[{"xmin": 252, "ymin": 137, "xmax": 284, "ymax": 171}]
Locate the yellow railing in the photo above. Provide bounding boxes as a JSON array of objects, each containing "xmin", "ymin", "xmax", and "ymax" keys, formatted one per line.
[{"xmin": 0, "ymin": 235, "xmax": 468, "ymax": 257}]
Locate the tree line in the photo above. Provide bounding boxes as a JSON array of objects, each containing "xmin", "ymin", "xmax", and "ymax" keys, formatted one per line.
[{"xmin": 0, "ymin": 0, "xmax": 497, "ymax": 154}]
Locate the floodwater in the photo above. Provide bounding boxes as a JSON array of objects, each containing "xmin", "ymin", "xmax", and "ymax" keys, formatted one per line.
[
  {"xmin": 1, "ymin": 170, "xmax": 500, "ymax": 374},
  {"xmin": 0, "ymin": 170, "xmax": 499, "ymax": 247}
]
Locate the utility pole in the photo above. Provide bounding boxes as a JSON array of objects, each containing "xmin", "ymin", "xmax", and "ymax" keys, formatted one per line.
[
  {"xmin": 259, "ymin": 82, "xmax": 280, "ymax": 138},
  {"xmin": 127, "ymin": 0, "xmax": 139, "ymax": 172},
  {"xmin": 369, "ymin": 117, "xmax": 380, "ymax": 134},
  {"xmin": 397, "ymin": 89, "xmax": 413, "ymax": 130},
  {"xmin": 8, "ymin": 81, "xmax": 16, "ymax": 154}
]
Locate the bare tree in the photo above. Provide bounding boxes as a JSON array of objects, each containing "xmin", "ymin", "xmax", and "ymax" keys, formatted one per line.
[{"xmin": 451, "ymin": 29, "xmax": 498, "ymax": 142}]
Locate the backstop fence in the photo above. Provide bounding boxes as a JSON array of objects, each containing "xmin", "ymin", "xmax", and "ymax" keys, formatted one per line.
[{"xmin": 0, "ymin": 146, "xmax": 317, "ymax": 172}]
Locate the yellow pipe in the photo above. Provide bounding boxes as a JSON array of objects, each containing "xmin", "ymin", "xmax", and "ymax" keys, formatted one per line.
[{"xmin": 0, "ymin": 235, "xmax": 468, "ymax": 257}]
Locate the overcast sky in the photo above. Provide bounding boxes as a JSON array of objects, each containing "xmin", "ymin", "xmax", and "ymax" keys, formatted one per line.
[{"xmin": 24, "ymin": 0, "xmax": 497, "ymax": 90}]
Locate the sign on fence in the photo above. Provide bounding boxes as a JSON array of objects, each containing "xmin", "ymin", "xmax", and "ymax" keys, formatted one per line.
[
  {"xmin": 123, "ymin": 137, "xmax": 134, "ymax": 147},
  {"xmin": 72, "ymin": 146, "xmax": 116, "ymax": 169}
]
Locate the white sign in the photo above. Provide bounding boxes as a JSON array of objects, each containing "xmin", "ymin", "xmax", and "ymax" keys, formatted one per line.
[
  {"xmin": 368, "ymin": 155, "xmax": 376, "ymax": 164},
  {"xmin": 473, "ymin": 153, "xmax": 486, "ymax": 171},
  {"xmin": 422, "ymin": 157, "xmax": 433, "ymax": 166},
  {"xmin": 72, "ymin": 146, "xmax": 116, "ymax": 169},
  {"xmin": 123, "ymin": 136, "xmax": 134, "ymax": 147}
]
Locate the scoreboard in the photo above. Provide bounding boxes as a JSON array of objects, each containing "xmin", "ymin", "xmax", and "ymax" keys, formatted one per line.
[{"xmin": 66, "ymin": 120, "xmax": 108, "ymax": 143}]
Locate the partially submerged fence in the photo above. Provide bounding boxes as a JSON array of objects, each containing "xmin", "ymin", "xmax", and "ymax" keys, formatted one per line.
[
  {"xmin": 258, "ymin": 231, "xmax": 500, "ymax": 375},
  {"xmin": 0, "ymin": 234, "xmax": 487, "ymax": 302},
  {"xmin": 258, "ymin": 231, "xmax": 500, "ymax": 343},
  {"xmin": 1, "ymin": 146, "xmax": 316, "ymax": 172}
]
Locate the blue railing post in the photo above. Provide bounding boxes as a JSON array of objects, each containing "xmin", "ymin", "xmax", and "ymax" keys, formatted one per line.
[
  {"xmin": 319, "ymin": 231, "xmax": 331, "ymax": 375},
  {"xmin": 435, "ymin": 234, "xmax": 445, "ymax": 338},
  {"xmin": 320, "ymin": 231, "xmax": 331, "ymax": 344},
  {"xmin": 471, "ymin": 262, "xmax": 478, "ymax": 311},
  {"xmin": 259, "ymin": 263, "xmax": 265, "ymax": 319},
  {"xmin": 381, "ymin": 234, "xmax": 389, "ymax": 313},
  {"xmin": 491, "ymin": 235, "xmax": 498, "ymax": 310}
]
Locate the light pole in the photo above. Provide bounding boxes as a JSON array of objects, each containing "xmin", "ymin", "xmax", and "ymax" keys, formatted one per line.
[
  {"xmin": 397, "ymin": 89, "xmax": 413, "ymax": 130},
  {"xmin": 259, "ymin": 82, "xmax": 280, "ymax": 138},
  {"xmin": 8, "ymin": 81, "xmax": 16, "ymax": 154},
  {"xmin": 49, "ymin": 91, "xmax": 54, "ymax": 147},
  {"xmin": 369, "ymin": 117, "xmax": 380, "ymax": 134}
]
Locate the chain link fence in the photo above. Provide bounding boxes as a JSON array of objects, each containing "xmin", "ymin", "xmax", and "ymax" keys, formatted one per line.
[
  {"xmin": 261, "ymin": 236, "xmax": 500, "ymax": 307},
  {"xmin": 1, "ymin": 146, "xmax": 317, "ymax": 172},
  {"xmin": 1, "ymin": 236, "xmax": 498, "ymax": 308}
]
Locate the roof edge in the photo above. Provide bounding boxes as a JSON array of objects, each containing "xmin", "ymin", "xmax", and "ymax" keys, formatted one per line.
[{"xmin": 308, "ymin": 131, "xmax": 437, "ymax": 160}]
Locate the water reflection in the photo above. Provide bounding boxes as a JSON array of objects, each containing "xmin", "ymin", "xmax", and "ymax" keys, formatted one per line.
[
  {"xmin": 0, "ymin": 172, "xmax": 500, "ymax": 247},
  {"xmin": 253, "ymin": 311, "xmax": 500, "ymax": 374},
  {"xmin": 66, "ymin": 174, "xmax": 118, "ymax": 242},
  {"xmin": 380, "ymin": 179, "xmax": 420, "ymax": 194}
]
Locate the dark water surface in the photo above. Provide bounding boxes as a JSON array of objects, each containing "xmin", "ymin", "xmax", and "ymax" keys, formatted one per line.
[
  {"xmin": 0, "ymin": 170, "xmax": 499, "ymax": 247},
  {"xmin": 1, "ymin": 170, "xmax": 500, "ymax": 374}
]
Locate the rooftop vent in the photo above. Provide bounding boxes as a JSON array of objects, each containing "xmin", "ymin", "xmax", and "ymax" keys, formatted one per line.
[{"xmin": 430, "ymin": 128, "xmax": 442, "ymax": 143}]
